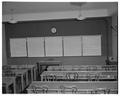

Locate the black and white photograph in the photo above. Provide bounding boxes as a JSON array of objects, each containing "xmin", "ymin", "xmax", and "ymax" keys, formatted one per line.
[{"xmin": 2, "ymin": 1, "xmax": 118, "ymax": 94}]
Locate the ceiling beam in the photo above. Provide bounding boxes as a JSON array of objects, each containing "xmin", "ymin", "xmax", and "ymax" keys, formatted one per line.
[{"xmin": 2, "ymin": 9, "xmax": 109, "ymax": 22}]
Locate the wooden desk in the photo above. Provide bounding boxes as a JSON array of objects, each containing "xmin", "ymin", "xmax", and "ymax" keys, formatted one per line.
[
  {"xmin": 2, "ymin": 64, "xmax": 37, "ymax": 93},
  {"xmin": 11, "ymin": 69, "xmax": 29, "ymax": 91},
  {"xmin": 23, "ymin": 65, "xmax": 37, "ymax": 81},
  {"xmin": 2, "ymin": 77, "xmax": 16, "ymax": 93},
  {"xmin": 36, "ymin": 61, "xmax": 62, "ymax": 73},
  {"xmin": 27, "ymin": 81, "xmax": 118, "ymax": 94},
  {"xmin": 3, "ymin": 69, "xmax": 29, "ymax": 93},
  {"xmin": 8, "ymin": 64, "xmax": 37, "ymax": 81}
]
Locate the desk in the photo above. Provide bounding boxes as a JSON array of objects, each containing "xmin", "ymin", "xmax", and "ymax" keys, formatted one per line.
[
  {"xmin": 11, "ymin": 69, "xmax": 29, "ymax": 90},
  {"xmin": 9, "ymin": 64, "xmax": 37, "ymax": 81},
  {"xmin": 36, "ymin": 61, "xmax": 61, "ymax": 80},
  {"xmin": 3, "ymin": 69, "xmax": 28, "ymax": 93},
  {"xmin": 2, "ymin": 77, "xmax": 16, "ymax": 93},
  {"xmin": 36, "ymin": 61, "xmax": 61, "ymax": 73},
  {"xmin": 22, "ymin": 65, "xmax": 37, "ymax": 81},
  {"xmin": 27, "ymin": 81, "xmax": 118, "ymax": 94}
]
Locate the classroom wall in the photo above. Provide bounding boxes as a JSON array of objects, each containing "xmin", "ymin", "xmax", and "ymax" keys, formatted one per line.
[
  {"xmin": 5, "ymin": 17, "xmax": 112, "ymax": 65},
  {"xmin": 112, "ymin": 13, "xmax": 118, "ymax": 61},
  {"xmin": 2, "ymin": 24, "xmax": 7, "ymax": 65}
]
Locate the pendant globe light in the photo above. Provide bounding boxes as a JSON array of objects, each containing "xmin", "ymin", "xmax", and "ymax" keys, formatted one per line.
[
  {"xmin": 8, "ymin": 9, "xmax": 18, "ymax": 24},
  {"xmin": 76, "ymin": 4, "xmax": 86, "ymax": 20},
  {"xmin": 70, "ymin": 2, "xmax": 86, "ymax": 20}
]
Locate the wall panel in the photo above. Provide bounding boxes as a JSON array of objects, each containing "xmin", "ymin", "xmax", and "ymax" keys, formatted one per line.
[{"xmin": 5, "ymin": 17, "xmax": 112, "ymax": 65}]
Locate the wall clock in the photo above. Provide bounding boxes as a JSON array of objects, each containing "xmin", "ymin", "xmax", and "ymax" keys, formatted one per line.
[{"xmin": 51, "ymin": 27, "xmax": 57, "ymax": 33}]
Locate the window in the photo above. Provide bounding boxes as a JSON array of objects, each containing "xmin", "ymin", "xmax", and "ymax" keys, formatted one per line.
[
  {"xmin": 27, "ymin": 37, "xmax": 44, "ymax": 57},
  {"xmin": 45, "ymin": 37, "xmax": 62, "ymax": 57},
  {"xmin": 82, "ymin": 35, "xmax": 101, "ymax": 56},
  {"xmin": 10, "ymin": 38, "xmax": 27, "ymax": 57},
  {"xmin": 64, "ymin": 36, "xmax": 82, "ymax": 56},
  {"xmin": 10, "ymin": 35, "xmax": 102, "ymax": 57}
]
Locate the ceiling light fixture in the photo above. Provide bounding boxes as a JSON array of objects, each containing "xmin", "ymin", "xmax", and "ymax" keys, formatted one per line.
[
  {"xmin": 8, "ymin": 9, "xmax": 18, "ymax": 24},
  {"xmin": 76, "ymin": 4, "xmax": 86, "ymax": 20}
]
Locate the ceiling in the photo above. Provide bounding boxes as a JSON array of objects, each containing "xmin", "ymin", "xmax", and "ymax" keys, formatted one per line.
[{"xmin": 2, "ymin": 2, "xmax": 118, "ymax": 15}]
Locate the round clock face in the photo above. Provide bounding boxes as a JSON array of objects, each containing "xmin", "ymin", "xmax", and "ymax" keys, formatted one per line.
[{"xmin": 51, "ymin": 27, "xmax": 56, "ymax": 33}]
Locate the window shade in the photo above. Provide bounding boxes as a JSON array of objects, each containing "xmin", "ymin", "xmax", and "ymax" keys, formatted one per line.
[
  {"xmin": 45, "ymin": 37, "xmax": 62, "ymax": 57},
  {"xmin": 27, "ymin": 37, "xmax": 44, "ymax": 57},
  {"xmin": 10, "ymin": 38, "xmax": 27, "ymax": 57},
  {"xmin": 64, "ymin": 36, "xmax": 82, "ymax": 56},
  {"xmin": 82, "ymin": 35, "xmax": 101, "ymax": 56}
]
